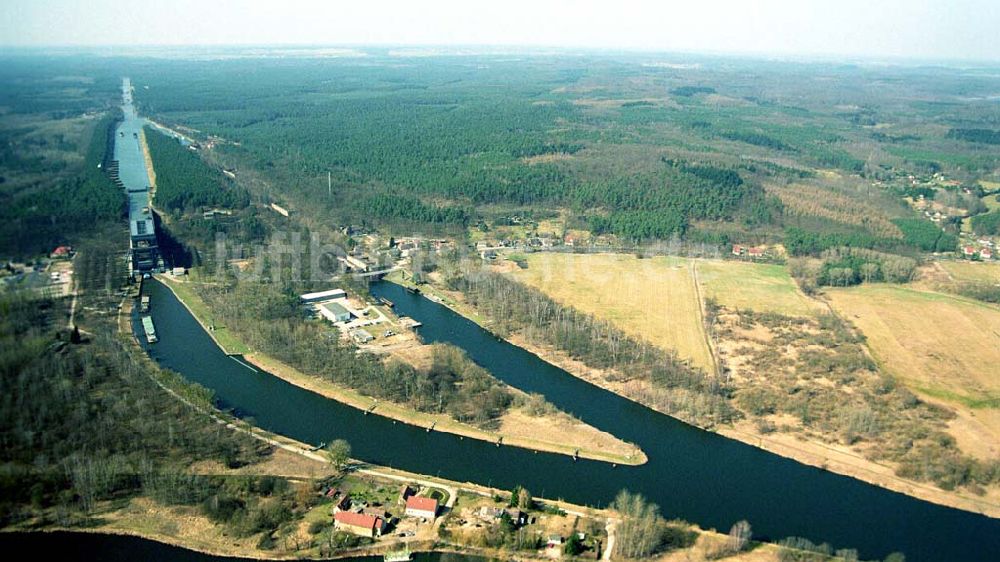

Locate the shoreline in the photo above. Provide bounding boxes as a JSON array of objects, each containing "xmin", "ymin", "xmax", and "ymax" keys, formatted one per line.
[
  {"xmin": 156, "ymin": 274, "xmax": 646, "ymax": 466},
  {"xmin": 408, "ymin": 277, "xmax": 1000, "ymax": 520}
]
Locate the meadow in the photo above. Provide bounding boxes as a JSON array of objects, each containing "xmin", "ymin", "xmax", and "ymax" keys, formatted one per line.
[
  {"xmin": 512, "ymin": 253, "xmax": 715, "ymax": 372},
  {"xmin": 825, "ymin": 285, "xmax": 1000, "ymax": 409}
]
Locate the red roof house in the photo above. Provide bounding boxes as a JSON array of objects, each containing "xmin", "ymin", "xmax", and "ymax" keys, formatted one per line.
[
  {"xmin": 51, "ymin": 246, "xmax": 72, "ymax": 258},
  {"xmin": 732, "ymin": 244, "xmax": 744, "ymax": 256},
  {"xmin": 963, "ymin": 246, "xmax": 977, "ymax": 257},
  {"xmin": 334, "ymin": 511, "xmax": 386, "ymax": 537},
  {"xmin": 404, "ymin": 495, "xmax": 439, "ymax": 519},
  {"xmin": 748, "ymin": 247, "xmax": 765, "ymax": 258}
]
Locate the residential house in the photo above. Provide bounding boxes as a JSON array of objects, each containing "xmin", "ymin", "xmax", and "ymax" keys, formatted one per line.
[
  {"xmin": 748, "ymin": 247, "xmax": 765, "ymax": 259},
  {"xmin": 963, "ymin": 246, "xmax": 977, "ymax": 258},
  {"xmin": 334, "ymin": 511, "xmax": 386, "ymax": 538},
  {"xmin": 981, "ymin": 248, "xmax": 993, "ymax": 260},
  {"xmin": 732, "ymin": 245, "xmax": 745, "ymax": 256},
  {"xmin": 404, "ymin": 495, "xmax": 439, "ymax": 520},
  {"xmin": 399, "ymin": 485, "xmax": 415, "ymax": 504}
]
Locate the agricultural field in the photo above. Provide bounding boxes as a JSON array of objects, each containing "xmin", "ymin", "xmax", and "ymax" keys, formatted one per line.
[
  {"xmin": 825, "ymin": 285, "xmax": 1000, "ymax": 456},
  {"xmin": 695, "ymin": 260, "xmax": 821, "ymax": 316},
  {"xmin": 510, "ymin": 253, "xmax": 714, "ymax": 372},
  {"xmin": 939, "ymin": 260, "xmax": 1000, "ymax": 284}
]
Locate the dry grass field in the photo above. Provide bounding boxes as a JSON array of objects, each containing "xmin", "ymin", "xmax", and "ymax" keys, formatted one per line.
[
  {"xmin": 512, "ymin": 253, "xmax": 714, "ymax": 372},
  {"xmin": 826, "ymin": 285, "xmax": 1000, "ymax": 459},
  {"xmin": 826, "ymin": 285, "xmax": 1000, "ymax": 406},
  {"xmin": 938, "ymin": 260, "xmax": 1000, "ymax": 284},
  {"xmin": 695, "ymin": 260, "xmax": 822, "ymax": 316}
]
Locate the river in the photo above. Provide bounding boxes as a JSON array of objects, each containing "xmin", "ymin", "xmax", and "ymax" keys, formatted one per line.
[{"xmin": 133, "ymin": 279, "xmax": 999, "ymax": 561}]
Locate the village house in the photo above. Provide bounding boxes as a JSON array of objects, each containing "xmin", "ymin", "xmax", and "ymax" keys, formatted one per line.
[
  {"xmin": 732, "ymin": 244, "xmax": 745, "ymax": 256},
  {"xmin": 963, "ymin": 246, "xmax": 977, "ymax": 258},
  {"xmin": 332, "ymin": 493, "xmax": 352, "ymax": 514},
  {"xmin": 981, "ymin": 247, "xmax": 993, "ymax": 260},
  {"xmin": 748, "ymin": 247, "xmax": 765, "ymax": 259},
  {"xmin": 404, "ymin": 495, "xmax": 439, "ymax": 520},
  {"xmin": 334, "ymin": 510, "xmax": 386, "ymax": 538},
  {"xmin": 50, "ymin": 246, "xmax": 73, "ymax": 259},
  {"xmin": 399, "ymin": 484, "xmax": 415, "ymax": 503}
]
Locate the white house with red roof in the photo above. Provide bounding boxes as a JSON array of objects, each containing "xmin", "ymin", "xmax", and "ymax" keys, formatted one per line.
[{"xmin": 404, "ymin": 495, "xmax": 439, "ymax": 520}]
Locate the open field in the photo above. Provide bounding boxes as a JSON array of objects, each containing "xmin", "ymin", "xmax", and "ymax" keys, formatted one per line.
[
  {"xmin": 511, "ymin": 253, "xmax": 715, "ymax": 372},
  {"xmin": 695, "ymin": 260, "xmax": 822, "ymax": 316},
  {"xmin": 826, "ymin": 285, "xmax": 1000, "ymax": 407},
  {"xmin": 826, "ymin": 285, "xmax": 1000, "ymax": 460},
  {"xmin": 938, "ymin": 260, "xmax": 1000, "ymax": 284}
]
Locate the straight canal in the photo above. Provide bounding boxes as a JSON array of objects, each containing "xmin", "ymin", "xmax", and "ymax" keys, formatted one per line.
[{"xmin": 134, "ymin": 279, "xmax": 1000, "ymax": 561}]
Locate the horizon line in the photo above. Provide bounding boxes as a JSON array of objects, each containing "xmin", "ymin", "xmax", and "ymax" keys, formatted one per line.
[{"xmin": 1, "ymin": 42, "xmax": 999, "ymax": 67}]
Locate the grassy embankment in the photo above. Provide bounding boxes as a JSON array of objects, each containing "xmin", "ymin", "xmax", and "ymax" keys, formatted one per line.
[{"xmin": 156, "ymin": 275, "xmax": 645, "ymax": 466}]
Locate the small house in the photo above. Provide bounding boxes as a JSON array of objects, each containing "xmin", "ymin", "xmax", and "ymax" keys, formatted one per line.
[
  {"xmin": 51, "ymin": 246, "xmax": 73, "ymax": 259},
  {"xmin": 404, "ymin": 495, "xmax": 439, "ymax": 520},
  {"xmin": 963, "ymin": 246, "xmax": 977, "ymax": 257},
  {"xmin": 477, "ymin": 506, "xmax": 505, "ymax": 522},
  {"xmin": 981, "ymin": 248, "xmax": 993, "ymax": 260},
  {"xmin": 505, "ymin": 508, "xmax": 528, "ymax": 527},
  {"xmin": 732, "ymin": 245, "xmax": 744, "ymax": 256},
  {"xmin": 332, "ymin": 493, "xmax": 352, "ymax": 513},
  {"xmin": 748, "ymin": 247, "xmax": 765, "ymax": 259},
  {"xmin": 399, "ymin": 484, "xmax": 415, "ymax": 503},
  {"xmin": 333, "ymin": 511, "xmax": 386, "ymax": 537}
]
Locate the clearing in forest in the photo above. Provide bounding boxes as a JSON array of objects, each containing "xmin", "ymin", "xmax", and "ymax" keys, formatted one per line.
[
  {"xmin": 695, "ymin": 260, "xmax": 821, "ymax": 317},
  {"xmin": 511, "ymin": 253, "xmax": 715, "ymax": 372}
]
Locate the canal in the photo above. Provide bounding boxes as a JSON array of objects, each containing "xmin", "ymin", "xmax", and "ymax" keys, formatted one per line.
[{"xmin": 136, "ymin": 279, "xmax": 1000, "ymax": 561}]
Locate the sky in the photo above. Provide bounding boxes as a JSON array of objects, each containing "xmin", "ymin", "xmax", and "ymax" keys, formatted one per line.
[{"xmin": 1, "ymin": 0, "xmax": 999, "ymax": 62}]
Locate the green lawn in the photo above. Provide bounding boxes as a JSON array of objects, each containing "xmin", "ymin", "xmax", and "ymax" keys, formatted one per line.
[{"xmin": 695, "ymin": 260, "xmax": 820, "ymax": 317}]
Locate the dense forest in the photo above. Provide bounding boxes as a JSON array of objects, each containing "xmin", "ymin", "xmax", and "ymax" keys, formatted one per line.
[
  {"xmin": 0, "ymin": 113, "xmax": 124, "ymax": 256},
  {"xmin": 0, "ymin": 291, "xmax": 270, "ymax": 527},
  {"xmin": 144, "ymin": 127, "xmax": 250, "ymax": 214}
]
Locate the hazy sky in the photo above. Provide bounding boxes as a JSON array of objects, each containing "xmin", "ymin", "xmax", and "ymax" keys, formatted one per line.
[{"xmin": 2, "ymin": 0, "xmax": 999, "ymax": 62}]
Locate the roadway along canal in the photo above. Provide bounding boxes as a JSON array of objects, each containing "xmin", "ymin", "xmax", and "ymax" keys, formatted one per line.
[{"xmin": 136, "ymin": 279, "xmax": 1000, "ymax": 562}]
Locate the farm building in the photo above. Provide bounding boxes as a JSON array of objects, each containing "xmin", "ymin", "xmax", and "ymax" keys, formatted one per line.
[
  {"xmin": 404, "ymin": 495, "xmax": 438, "ymax": 520},
  {"xmin": 333, "ymin": 511, "xmax": 386, "ymax": 537},
  {"xmin": 318, "ymin": 301, "xmax": 352, "ymax": 323},
  {"xmin": 300, "ymin": 288, "xmax": 347, "ymax": 303}
]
